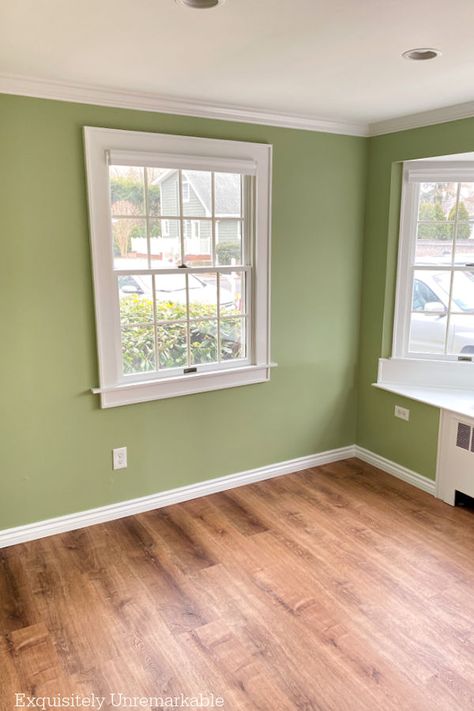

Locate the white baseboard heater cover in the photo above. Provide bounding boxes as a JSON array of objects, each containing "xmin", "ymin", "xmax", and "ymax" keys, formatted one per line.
[{"xmin": 437, "ymin": 411, "xmax": 474, "ymax": 505}]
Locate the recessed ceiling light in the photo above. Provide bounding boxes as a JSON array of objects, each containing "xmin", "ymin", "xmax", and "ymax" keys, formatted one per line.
[
  {"xmin": 176, "ymin": 0, "xmax": 225, "ymax": 8},
  {"xmin": 402, "ymin": 48, "xmax": 441, "ymax": 61}
]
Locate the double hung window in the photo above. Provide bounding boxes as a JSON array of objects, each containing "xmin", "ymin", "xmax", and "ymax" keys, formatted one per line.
[
  {"xmin": 394, "ymin": 161, "xmax": 474, "ymax": 361},
  {"xmin": 84, "ymin": 128, "xmax": 272, "ymax": 407}
]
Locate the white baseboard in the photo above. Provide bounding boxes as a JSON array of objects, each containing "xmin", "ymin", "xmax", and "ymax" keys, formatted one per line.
[
  {"xmin": 354, "ymin": 446, "xmax": 436, "ymax": 495},
  {"xmin": 0, "ymin": 445, "xmax": 356, "ymax": 549},
  {"xmin": 0, "ymin": 444, "xmax": 437, "ymax": 549}
]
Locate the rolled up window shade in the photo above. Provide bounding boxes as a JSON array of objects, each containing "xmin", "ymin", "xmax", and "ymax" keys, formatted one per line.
[
  {"xmin": 406, "ymin": 160, "xmax": 474, "ymax": 183},
  {"xmin": 107, "ymin": 149, "xmax": 257, "ymax": 175}
]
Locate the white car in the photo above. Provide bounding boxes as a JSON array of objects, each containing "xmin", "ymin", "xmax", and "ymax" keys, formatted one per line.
[
  {"xmin": 411, "ymin": 271, "xmax": 474, "ymax": 355},
  {"xmin": 118, "ymin": 273, "xmax": 237, "ymax": 310}
]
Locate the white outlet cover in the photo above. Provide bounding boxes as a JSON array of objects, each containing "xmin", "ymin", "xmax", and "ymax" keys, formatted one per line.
[
  {"xmin": 394, "ymin": 406, "xmax": 410, "ymax": 422},
  {"xmin": 113, "ymin": 447, "xmax": 127, "ymax": 470}
]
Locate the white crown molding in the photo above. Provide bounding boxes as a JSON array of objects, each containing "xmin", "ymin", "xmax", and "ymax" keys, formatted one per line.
[
  {"xmin": 0, "ymin": 73, "xmax": 369, "ymax": 137},
  {"xmin": 0, "ymin": 445, "xmax": 356, "ymax": 548},
  {"xmin": 3, "ymin": 73, "xmax": 474, "ymax": 139},
  {"xmin": 370, "ymin": 100, "xmax": 474, "ymax": 136},
  {"xmin": 354, "ymin": 445, "xmax": 436, "ymax": 495}
]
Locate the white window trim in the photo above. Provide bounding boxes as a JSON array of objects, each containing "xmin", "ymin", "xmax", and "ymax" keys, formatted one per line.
[
  {"xmin": 394, "ymin": 161, "xmax": 474, "ymax": 361},
  {"xmin": 192, "ymin": 220, "xmax": 200, "ymax": 239},
  {"xmin": 182, "ymin": 179, "xmax": 190, "ymax": 203},
  {"xmin": 379, "ymin": 159, "xmax": 474, "ymax": 395},
  {"xmin": 84, "ymin": 127, "xmax": 274, "ymax": 407}
]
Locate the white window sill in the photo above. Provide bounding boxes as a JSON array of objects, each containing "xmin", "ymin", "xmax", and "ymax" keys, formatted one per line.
[
  {"xmin": 92, "ymin": 363, "xmax": 277, "ymax": 408},
  {"xmin": 375, "ymin": 357, "xmax": 474, "ymax": 417}
]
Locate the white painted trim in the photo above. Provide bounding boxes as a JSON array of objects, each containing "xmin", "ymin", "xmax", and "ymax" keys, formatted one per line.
[
  {"xmin": 354, "ymin": 445, "xmax": 436, "ymax": 495},
  {"xmin": 435, "ymin": 409, "xmax": 448, "ymax": 500},
  {"xmin": 377, "ymin": 357, "xmax": 474, "ymax": 391},
  {"xmin": 0, "ymin": 445, "xmax": 356, "ymax": 548},
  {"xmin": 0, "ymin": 73, "xmax": 368, "ymax": 137},
  {"xmin": 84, "ymin": 127, "xmax": 272, "ymax": 407},
  {"xmin": 391, "ymin": 164, "xmax": 416, "ymax": 359},
  {"xmin": 5, "ymin": 72, "xmax": 474, "ymax": 139},
  {"xmin": 370, "ymin": 100, "xmax": 474, "ymax": 137},
  {"xmin": 98, "ymin": 365, "xmax": 273, "ymax": 408},
  {"xmin": 0, "ymin": 444, "xmax": 442, "ymax": 548}
]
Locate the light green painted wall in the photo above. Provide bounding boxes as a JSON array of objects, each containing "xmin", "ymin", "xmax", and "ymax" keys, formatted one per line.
[
  {"xmin": 357, "ymin": 118, "xmax": 474, "ymax": 479},
  {"xmin": 0, "ymin": 94, "xmax": 367, "ymax": 530}
]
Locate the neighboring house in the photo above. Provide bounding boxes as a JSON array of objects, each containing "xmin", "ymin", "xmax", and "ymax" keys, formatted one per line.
[{"xmin": 156, "ymin": 169, "xmax": 241, "ymax": 263}]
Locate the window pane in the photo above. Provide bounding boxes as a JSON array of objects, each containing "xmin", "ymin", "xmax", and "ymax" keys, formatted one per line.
[
  {"xmin": 215, "ymin": 173, "xmax": 241, "ymax": 217},
  {"xmin": 158, "ymin": 170, "xmax": 180, "ymax": 216},
  {"xmin": 412, "ymin": 270, "xmax": 450, "ymax": 312},
  {"xmin": 459, "ymin": 183, "xmax": 474, "ymax": 219},
  {"xmin": 418, "ymin": 182, "xmax": 457, "ymax": 221},
  {"xmin": 451, "ymin": 271, "xmax": 474, "ymax": 313},
  {"xmin": 220, "ymin": 272, "xmax": 245, "ymax": 315},
  {"xmin": 145, "ymin": 167, "xmax": 164, "ymax": 217},
  {"xmin": 157, "ymin": 323, "xmax": 188, "ymax": 369},
  {"xmin": 183, "ymin": 219, "xmax": 212, "ymax": 267},
  {"xmin": 188, "ymin": 272, "xmax": 217, "ymax": 319},
  {"xmin": 149, "ymin": 219, "xmax": 181, "ymax": 268},
  {"xmin": 118, "ymin": 275, "xmax": 153, "ymax": 325},
  {"xmin": 446, "ymin": 315, "xmax": 474, "ymax": 355},
  {"xmin": 221, "ymin": 318, "xmax": 246, "ymax": 361},
  {"xmin": 182, "ymin": 170, "xmax": 212, "ymax": 217},
  {"xmin": 121, "ymin": 326, "xmax": 156, "ymax": 374},
  {"xmin": 216, "ymin": 220, "xmax": 242, "ymax": 266},
  {"xmin": 415, "ymin": 222, "xmax": 454, "ymax": 265},
  {"xmin": 112, "ymin": 218, "xmax": 148, "ymax": 269},
  {"xmin": 416, "ymin": 181, "xmax": 456, "ymax": 265},
  {"xmin": 454, "ymin": 221, "xmax": 474, "ymax": 264},
  {"xmin": 110, "ymin": 166, "xmax": 145, "ymax": 216},
  {"xmin": 190, "ymin": 320, "xmax": 218, "ymax": 365},
  {"xmin": 408, "ymin": 312, "xmax": 447, "ymax": 354},
  {"xmin": 409, "ymin": 270, "xmax": 450, "ymax": 354},
  {"xmin": 155, "ymin": 273, "xmax": 187, "ymax": 321}
]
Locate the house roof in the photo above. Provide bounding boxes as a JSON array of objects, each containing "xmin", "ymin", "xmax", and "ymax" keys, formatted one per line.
[{"xmin": 154, "ymin": 169, "xmax": 240, "ymax": 217}]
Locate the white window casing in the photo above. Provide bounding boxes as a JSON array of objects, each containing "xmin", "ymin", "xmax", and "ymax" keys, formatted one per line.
[
  {"xmin": 379, "ymin": 158, "xmax": 474, "ymax": 398},
  {"xmin": 84, "ymin": 127, "xmax": 274, "ymax": 407}
]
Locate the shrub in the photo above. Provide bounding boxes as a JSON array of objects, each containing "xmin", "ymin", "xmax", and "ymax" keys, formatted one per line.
[
  {"xmin": 110, "ymin": 177, "xmax": 160, "ymax": 215},
  {"xmin": 215, "ymin": 241, "xmax": 241, "ymax": 265},
  {"xmin": 448, "ymin": 201, "xmax": 471, "ymax": 240},
  {"xmin": 418, "ymin": 201, "xmax": 450, "ymax": 239},
  {"xmin": 120, "ymin": 296, "xmax": 242, "ymax": 373}
]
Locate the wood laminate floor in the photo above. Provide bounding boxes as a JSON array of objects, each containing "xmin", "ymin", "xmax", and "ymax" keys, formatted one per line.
[{"xmin": 2, "ymin": 458, "xmax": 474, "ymax": 710}]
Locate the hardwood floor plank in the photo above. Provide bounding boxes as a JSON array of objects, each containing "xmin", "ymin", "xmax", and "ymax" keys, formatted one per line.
[{"xmin": 1, "ymin": 459, "xmax": 474, "ymax": 709}]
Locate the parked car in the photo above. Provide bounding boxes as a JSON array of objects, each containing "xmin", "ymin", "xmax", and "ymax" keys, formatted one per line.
[
  {"xmin": 411, "ymin": 271, "xmax": 474, "ymax": 354},
  {"xmin": 118, "ymin": 273, "xmax": 239, "ymax": 311},
  {"xmin": 118, "ymin": 273, "xmax": 243, "ymax": 361}
]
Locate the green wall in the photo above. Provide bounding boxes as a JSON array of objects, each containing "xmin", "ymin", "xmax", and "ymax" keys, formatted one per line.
[
  {"xmin": 0, "ymin": 94, "xmax": 367, "ymax": 530},
  {"xmin": 357, "ymin": 117, "xmax": 474, "ymax": 479}
]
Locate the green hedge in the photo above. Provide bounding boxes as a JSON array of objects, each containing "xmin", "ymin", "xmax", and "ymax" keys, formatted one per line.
[{"xmin": 120, "ymin": 296, "xmax": 243, "ymax": 373}]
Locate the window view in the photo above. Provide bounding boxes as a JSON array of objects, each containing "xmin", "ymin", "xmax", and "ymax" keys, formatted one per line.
[
  {"xmin": 109, "ymin": 166, "xmax": 247, "ymax": 375},
  {"xmin": 85, "ymin": 127, "xmax": 271, "ymax": 406},
  {"xmin": 408, "ymin": 181, "xmax": 474, "ymax": 356}
]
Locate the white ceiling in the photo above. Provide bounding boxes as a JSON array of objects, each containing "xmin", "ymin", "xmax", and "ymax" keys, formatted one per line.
[{"xmin": 2, "ymin": 0, "xmax": 474, "ymax": 132}]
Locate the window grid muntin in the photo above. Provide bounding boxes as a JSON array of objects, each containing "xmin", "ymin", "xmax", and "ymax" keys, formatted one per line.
[
  {"xmin": 110, "ymin": 169, "xmax": 245, "ymax": 269},
  {"xmin": 407, "ymin": 180, "xmax": 474, "ymax": 358},
  {"xmin": 111, "ymin": 165, "xmax": 251, "ymax": 379},
  {"xmin": 117, "ymin": 269, "xmax": 249, "ymax": 376}
]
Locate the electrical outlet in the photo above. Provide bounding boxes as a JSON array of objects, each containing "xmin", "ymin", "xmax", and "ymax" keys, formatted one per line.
[
  {"xmin": 394, "ymin": 405, "xmax": 410, "ymax": 422},
  {"xmin": 113, "ymin": 447, "xmax": 127, "ymax": 470}
]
